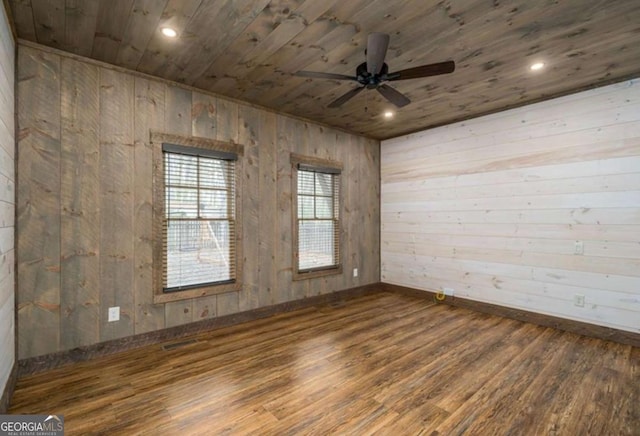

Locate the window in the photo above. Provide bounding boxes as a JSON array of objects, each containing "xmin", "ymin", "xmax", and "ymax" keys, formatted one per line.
[
  {"xmin": 292, "ymin": 154, "xmax": 342, "ymax": 279},
  {"xmin": 152, "ymin": 133, "xmax": 243, "ymax": 303}
]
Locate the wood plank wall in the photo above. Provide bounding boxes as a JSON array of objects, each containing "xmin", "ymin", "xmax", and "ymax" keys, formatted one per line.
[
  {"xmin": 381, "ymin": 79, "xmax": 640, "ymax": 333},
  {"xmin": 0, "ymin": 2, "xmax": 16, "ymax": 398},
  {"xmin": 16, "ymin": 43, "xmax": 380, "ymax": 359}
]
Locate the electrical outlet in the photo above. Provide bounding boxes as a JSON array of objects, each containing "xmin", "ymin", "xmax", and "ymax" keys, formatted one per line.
[
  {"xmin": 108, "ymin": 306, "xmax": 120, "ymax": 322},
  {"xmin": 574, "ymin": 294, "xmax": 585, "ymax": 307},
  {"xmin": 574, "ymin": 240, "xmax": 584, "ymax": 255},
  {"xmin": 443, "ymin": 287, "xmax": 454, "ymax": 296},
  {"xmin": 353, "ymin": 268, "xmax": 358, "ymax": 278}
]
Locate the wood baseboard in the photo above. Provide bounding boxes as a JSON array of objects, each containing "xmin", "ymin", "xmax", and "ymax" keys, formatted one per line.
[
  {"xmin": 383, "ymin": 283, "xmax": 640, "ymax": 348},
  {"xmin": 18, "ymin": 284, "xmax": 380, "ymax": 377},
  {"xmin": 0, "ymin": 362, "xmax": 17, "ymax": 413}
]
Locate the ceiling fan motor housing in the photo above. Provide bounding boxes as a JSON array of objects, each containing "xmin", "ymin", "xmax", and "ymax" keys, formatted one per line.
[{"xmin": 357, "ymin": 62, "xmax": 388, "ymax": 88}]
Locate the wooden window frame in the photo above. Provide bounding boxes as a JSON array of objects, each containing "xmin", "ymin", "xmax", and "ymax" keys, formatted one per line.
[
  {"xmin": 152, "ymin": 132, "xmax": 243, "ymax": 304},
  {"xmin": 291, "ymin": 153, "xmax": 343, "ymax": 281}
]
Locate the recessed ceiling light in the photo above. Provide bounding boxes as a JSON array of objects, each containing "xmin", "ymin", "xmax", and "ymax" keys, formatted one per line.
[
  {"xmin": 161, "ymin": 27, "xmax": 177, "ymax": 38},
  {"xmin": 384, "ymin": 111, "xmax": 394, "ymax": 119},
  {"xmin": 530, "ymin": 62, "xmax": 545, "ymax": 71}
]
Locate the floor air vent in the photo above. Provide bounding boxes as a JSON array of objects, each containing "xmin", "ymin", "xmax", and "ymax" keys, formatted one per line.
[{"xmin": 162, "ymin": 339, "xmax": 198, "ymax": 351}]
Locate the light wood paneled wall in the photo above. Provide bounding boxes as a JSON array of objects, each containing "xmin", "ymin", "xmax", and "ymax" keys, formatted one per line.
[
  {"xmin": 16, "ymin": 43, "xmax": 380, "ymax": 359},
  {"xmin": 0, "ymin": 1, "xmax": 15, "ymax": 397},
  {"xmin": 381, "ymin": 78, "xmax": 640, "ymax": 333}
]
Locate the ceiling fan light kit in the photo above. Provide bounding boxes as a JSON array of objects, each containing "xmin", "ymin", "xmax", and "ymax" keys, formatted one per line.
[{"xmin": 296, "ymin": 32, "xmax": 455, "ymax": 109}]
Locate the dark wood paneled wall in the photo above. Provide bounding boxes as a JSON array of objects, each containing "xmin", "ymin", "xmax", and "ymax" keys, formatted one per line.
[{"xmin": 16, "ymin": 43, "xmax": 380, "ymax": 359}]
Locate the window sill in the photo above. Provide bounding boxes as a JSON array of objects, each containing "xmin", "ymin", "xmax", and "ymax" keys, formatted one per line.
[
  {"xmin": 154, "ymin": 281, "xmax": 241, "ymax": 304},
  {"xmin": 293, "ymin": 266, "xmax": 343, "ymax": 281}
]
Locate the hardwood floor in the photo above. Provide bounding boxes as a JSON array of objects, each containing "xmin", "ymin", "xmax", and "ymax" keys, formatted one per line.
[{"xmin": 9, "ymin": 293, "xmax": 639, "ymax": 435}]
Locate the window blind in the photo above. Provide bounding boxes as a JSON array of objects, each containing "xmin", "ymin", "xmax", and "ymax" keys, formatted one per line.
[
  {"xmin": 163, "ymin": 145, "xmax": 236, "ymax": 292},
  {"xmin": 297, "ymin": 168, "xmax": 340, "ymax": 272}
]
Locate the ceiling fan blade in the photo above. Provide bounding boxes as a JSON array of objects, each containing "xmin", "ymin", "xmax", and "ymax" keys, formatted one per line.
[
  {"xmin": 328, "ymin": 87, "xmax": 365, "ymax": 108},
  {"xmin": 366, "ymin": 32, "xmax": 390, "ymax": 75},
  {"xmin": 377, "ymin": 84, "xmax": 410, "ymax": 108},
  {"xmin": 386, "ymin": 60, "xmax": 455, "ymax": 81},
  {"xmin": 295, "ymin": 71, "xmax": 357, "ymax": 81}
]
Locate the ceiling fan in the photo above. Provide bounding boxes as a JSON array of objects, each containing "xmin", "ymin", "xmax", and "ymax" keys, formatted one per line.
[{"xmin": 295, "ymin": 33, "xmax": 455, "ymax": 108}]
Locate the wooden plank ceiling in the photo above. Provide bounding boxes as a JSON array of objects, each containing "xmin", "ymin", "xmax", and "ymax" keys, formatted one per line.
[{"xmin": 8, "ymin": 0, "xmax": 640, "ymax": 139}]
